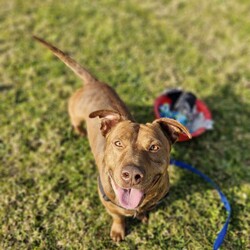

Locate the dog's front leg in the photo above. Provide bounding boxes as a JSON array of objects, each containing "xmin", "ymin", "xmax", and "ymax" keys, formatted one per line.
[{"xmin": 110, "ymin": 213, "xmax": 125, "ymax": 242}]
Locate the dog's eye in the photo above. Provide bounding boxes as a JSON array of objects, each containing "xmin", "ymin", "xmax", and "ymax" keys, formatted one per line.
[
  {"xmin": 114, "ymin": 140, "xmax": 123, "ymax": 148},
  {"xmin": 149, "ymin": 144, "xmax": 160, "ymax": 152}
]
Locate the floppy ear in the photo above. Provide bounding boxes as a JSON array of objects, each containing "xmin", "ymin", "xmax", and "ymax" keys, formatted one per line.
[
  {"xmin": 153, "ymin": 118, "xmax": 192, "ymax": 144},
  {"xmin": 89, "ymin": 109, "xmax": 123, "ymax": 136}
]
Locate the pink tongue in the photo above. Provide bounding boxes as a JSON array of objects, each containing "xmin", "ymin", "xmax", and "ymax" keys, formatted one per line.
[{"xmin": 116, "ymin": 187, "xmax": 144, "ymax": 210}]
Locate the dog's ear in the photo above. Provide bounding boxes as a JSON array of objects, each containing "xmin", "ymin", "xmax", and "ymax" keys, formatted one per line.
[
  {"xmin": 89, "ymin": 109, "xmax": 123, "ymax": 136},
  {"xmin": 153, "ymin": 118, "xmax": 192, "ymax": 144}
]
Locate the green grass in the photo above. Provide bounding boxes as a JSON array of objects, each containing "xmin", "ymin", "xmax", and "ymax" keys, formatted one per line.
[{"xmin": 0, "ymin": 0, "xmax": 250, "ymax": 249}]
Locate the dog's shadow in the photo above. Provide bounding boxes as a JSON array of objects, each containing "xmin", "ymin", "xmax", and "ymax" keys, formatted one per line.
[
  {"xmin": 0, "ymin": 84, "xmax": 13, "ymax": 92},
  {"xmin": 126, "ymin": 83, "xmax": 249, "ymax": 237}
]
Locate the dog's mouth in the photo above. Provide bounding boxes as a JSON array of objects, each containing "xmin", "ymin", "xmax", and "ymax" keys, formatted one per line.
[{"xmin": 109, "ymin": 173, "xmax": 144, "ymax": 210}]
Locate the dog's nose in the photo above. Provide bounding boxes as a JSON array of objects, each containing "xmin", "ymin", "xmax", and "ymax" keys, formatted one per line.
[{"xmin": 121, "ymin": 166, "xmax": 144, "ymax": 185}]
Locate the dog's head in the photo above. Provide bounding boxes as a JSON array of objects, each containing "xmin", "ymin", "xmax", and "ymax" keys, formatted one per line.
[{"xmin": 89, "ymin": 109, "xmax": 191, "ymax": 210}]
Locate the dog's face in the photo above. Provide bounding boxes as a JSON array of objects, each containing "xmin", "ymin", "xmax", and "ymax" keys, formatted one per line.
[
  {"xmin": 104, "ymin": 120, "xmax": 171, "ymax": 210},
  {"xmin": 90, "ymin": 110, "xmax": 191, "ymax": 210}
]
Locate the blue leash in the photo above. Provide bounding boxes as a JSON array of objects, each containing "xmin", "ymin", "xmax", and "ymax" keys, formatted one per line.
[{"xmin": 170, "ymin": 159, "xmax": 231, "ymax": 250}]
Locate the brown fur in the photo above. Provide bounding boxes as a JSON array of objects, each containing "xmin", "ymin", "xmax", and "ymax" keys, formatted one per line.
[{"xmin": 33, "ymin": 36, "xmax": 191, "ymax": 242}]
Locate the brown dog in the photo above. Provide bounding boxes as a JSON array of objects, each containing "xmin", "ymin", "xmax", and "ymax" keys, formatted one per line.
[{"xmin": 33, "ymin": 36, "xmax": 191, "ymax": 242}]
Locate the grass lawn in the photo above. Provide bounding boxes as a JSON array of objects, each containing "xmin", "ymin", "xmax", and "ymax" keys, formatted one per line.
[{"xmin": 0, "ymin": 0, "xmax": 250, "ymax": 249}]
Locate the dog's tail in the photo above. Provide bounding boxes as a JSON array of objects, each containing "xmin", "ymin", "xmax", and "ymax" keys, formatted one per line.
[{"xmin": 33, "ymin": 35, "xmax": 97, "ymax": 84}]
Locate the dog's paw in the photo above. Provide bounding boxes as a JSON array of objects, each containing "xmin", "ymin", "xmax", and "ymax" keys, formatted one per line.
[
  {"xmin": 110, "ymin": 230, "xmax": 125, "ymax": 242},
  {"xmin": 136, "ymin": 213, "xmax": 149, "ymax": 224},
  {"xmin": 110, "ymin": 223, "xmax": 125, "ymax": 242},
  {"xmin": 71, "ymin": 123, "xmax": 87, "ymax": 137}
]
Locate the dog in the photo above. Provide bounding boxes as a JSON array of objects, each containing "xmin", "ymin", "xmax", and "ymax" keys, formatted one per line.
[{"xmin": 33, "ymin": 36, "xmax": 191, "ymax": 242}]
